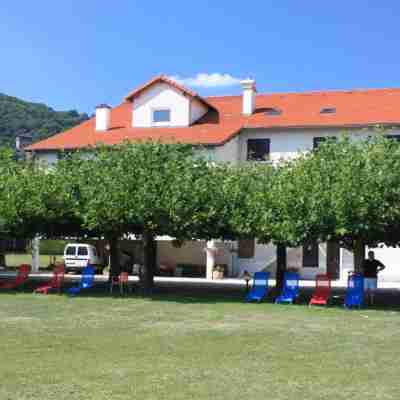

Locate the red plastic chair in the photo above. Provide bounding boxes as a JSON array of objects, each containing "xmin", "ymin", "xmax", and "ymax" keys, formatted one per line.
[
  {"xmin": 0, "ymin": 264, "xmax": 31, "ymax": 289},
  {"xmin": 110, "ymin": 272, "xmax": 131, "ymax": 294},
  {"xmin": 34, "ymin": 264, "xmax": 65, "ymax": 294},
  {"xmin": 309, "ymin": 274, "xmax": 331, "ymax": 306}
]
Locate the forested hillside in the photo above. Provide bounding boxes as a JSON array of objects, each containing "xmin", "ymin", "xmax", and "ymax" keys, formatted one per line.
[{"xmin": 0, "ymin": 93, "xmax": 88, "ymax": 147}]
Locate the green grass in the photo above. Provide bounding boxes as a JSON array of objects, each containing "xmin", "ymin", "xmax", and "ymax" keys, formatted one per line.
[
  {"xmin": 1, "ymin": 293, "xmax": 400, "ymax": 400},
  {"xmin": 5, "ymin": 254, "xmax": 64, "ymax": 268}
]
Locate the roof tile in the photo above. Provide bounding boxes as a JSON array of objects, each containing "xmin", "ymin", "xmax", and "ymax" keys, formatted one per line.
[{"xmin": 27, "ymin": 83, "xmax": 400, "ymax": 151}]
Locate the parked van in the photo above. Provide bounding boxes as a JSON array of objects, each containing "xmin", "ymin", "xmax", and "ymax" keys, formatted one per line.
[{"xmin": 63, "ymin": 244, "xmax": 103, "ymax": 274}]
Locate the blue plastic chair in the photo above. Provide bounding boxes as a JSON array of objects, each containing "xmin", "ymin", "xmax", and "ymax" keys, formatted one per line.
[
  {"xmin": 344, "ymin": 273, "xmax": 364, "ymax": 308},
  {"xmin": 275, "ymin": 272, "xmax": 300, "ymax": 304},
  {"xmin": 246, "ymin": 271, "xmax": 269, "ymax": 302},
  {"xmin": 67, "ymin": 265, "xmax": 95, "ymax": 296}
]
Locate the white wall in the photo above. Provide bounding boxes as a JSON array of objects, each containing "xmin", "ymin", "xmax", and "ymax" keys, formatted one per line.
[
  {"xmin": 157, "ymin": 240, "xmax": 232, "ymax": 271},
  {"xmin": 238, "ymin": 241, "xmax": 276, "ymax": 276},
  {"xmin": 366, "ymin": 245, "xmax": 400, "ymax": 282},
  {"xmin": 237, "ymin": 127, "xmax": 400, "ymax": 163},
  {"xmin": 34, "ymin": 150, "xmax": 96, "ymax": 166},
  {"xmin": 214, "ymin": 136, "xmax": 240, "ymax": 164},
  {"xmin": 236, "ymin": 242, "xmax": 328, "ymax": 280},
  {"xmin": 132, "ymin": 83, "xmax": 191, "ymax": 127},
  {"xmin": 35, "ymin": 151, "xmax": 58, "ymax": 166}
]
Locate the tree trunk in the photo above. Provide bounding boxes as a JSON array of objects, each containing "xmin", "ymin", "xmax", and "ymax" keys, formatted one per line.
[
  {"xmin": 31, "ymin": 236, "xmax": 40, "ymax": 273},
  {"xmin": 108, "ymin": 237, "xmax": 120, "ymax": 279},
  {"xmin": 276, "ymin": 244, "xmax": 287, "ymax": 291},
  {"xmin": 353, "ymin": 239, "xmax": 365, "ymax": 274},
  {"xmin": 0, "ymin": 252, "xmax": 5, "ymax": 268},
  {"xmin": 142, "ymin": 231, "xmax": 157, "ymax": 293},
  {"xmin": 205, "ymin": 240, "xmax": 217, "ymax": 280},
  {"xmin": 326, "ymin": 240, "xmax": 340, "ymax": 280}
]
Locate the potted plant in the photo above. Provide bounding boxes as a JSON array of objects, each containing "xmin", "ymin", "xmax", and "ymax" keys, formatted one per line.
[{"xmin": 212, "ymin": 265, "xmax": 224, "ymax": 280}]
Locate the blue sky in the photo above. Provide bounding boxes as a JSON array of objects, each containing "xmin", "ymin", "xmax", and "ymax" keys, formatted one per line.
[{"xmin": 1, "ymin": 1, "xmax": 400, "ymax": 114}]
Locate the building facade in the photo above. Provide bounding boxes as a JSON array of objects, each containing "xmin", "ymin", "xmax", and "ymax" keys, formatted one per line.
[{"xmin": 27, "ymin": 75, "xmax": 400, "ymax": 280}]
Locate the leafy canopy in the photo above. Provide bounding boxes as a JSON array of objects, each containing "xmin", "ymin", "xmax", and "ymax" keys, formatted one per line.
[
  {"xmin": 259, "ymin": 134, "xmax": 400, "ymax": 248},
  {"xmin": 55, "ymin": 142, "xmax": 244, "ymax": 240}
]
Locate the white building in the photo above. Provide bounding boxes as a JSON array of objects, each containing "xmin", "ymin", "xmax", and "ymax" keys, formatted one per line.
[{"xmin": 26, "ymin": 75, "xmax": 400, "ymax": 281}]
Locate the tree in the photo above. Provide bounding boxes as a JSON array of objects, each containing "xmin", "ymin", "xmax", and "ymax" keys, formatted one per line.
[
  {"xmin": 0, "ymin": 148, "xmax": 48, "ymax": 239},
  {"xmin": 0, "ymin": 144, "xmax": 98, "ymax": 273},
  {"xmin": 0, "ymin": 148, "xmax": 78, "ymax": 267},
  {"xmin": 55, "ymin": 142, "xmax": 236, "ymax": 291},
  {"xmin": 260, "ymin": 134, "xmax": 400, "ymax": 273}
]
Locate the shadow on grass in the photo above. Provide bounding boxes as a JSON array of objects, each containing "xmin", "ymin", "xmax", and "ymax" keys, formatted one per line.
[{"xmin": 2, "ymin": 279, "xmax": 400, "ymax": 311}]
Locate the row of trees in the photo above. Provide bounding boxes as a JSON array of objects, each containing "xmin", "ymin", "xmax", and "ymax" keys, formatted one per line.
[{"xmin": 1, "ymin": 135, "xmax": 400, "ymax": 290}]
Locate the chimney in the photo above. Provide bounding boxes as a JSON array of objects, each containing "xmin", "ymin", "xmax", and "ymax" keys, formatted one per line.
[
  {"xmin": 241, "ymin": 79, "xmax": 256, "ymax": 115},
  {"xmin": 15, "ymin": 135, "xmax": 32, "ymax": 151},
  {"xmin": 95, "ymin": 104, "xmax": 111, "ymax": 131}
]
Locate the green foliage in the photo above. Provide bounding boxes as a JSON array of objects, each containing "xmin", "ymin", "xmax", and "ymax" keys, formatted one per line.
[
  {"xmin": 55, "ymin": 142, "xmax": 242, "ymax": 241},
  {"xmin": 213, "ymin": 162, "xmax": 276, "ymax": 240},
  {"xmin": 0, "ymin": 147, "xmax": 82, "ymax": 239},
  {"xmin": 0, "ymin": 93, "xmax": 88, "ymax": 147},
  {"xmin": 260, "ymin": 134, "xmax": 400, "ymax": 249},
  {"xmin": 3, "ymin": 135, "xmax": 400, "ymax": 262},
  {"xmin": 38, "ymin": 240, "xmax": 69, "ymax": 255}
]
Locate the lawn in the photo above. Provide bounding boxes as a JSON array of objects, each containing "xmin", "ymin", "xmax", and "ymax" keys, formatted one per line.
[
  {"xmin": 1, "ymin": 292, "xmax": 400, "ymax": 400},
  {"xmin": 5, "ymin": 254, "xmax": 64, "ymax": 269}
]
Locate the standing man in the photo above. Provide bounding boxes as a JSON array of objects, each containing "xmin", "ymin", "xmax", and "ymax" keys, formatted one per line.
[{"xmin": 362, "ymin": 251, "xmax": 385, "ymax": 305}]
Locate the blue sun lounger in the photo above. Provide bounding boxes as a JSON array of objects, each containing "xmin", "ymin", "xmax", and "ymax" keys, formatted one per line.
[
  {"xmin": 246, "ymin": 271, "xmax": 269, "ymax": 302},
  {"xmin": 344, "ymin": 273, "xmax": 364, "ymax": 308},
  {"xmin": 67, "ymin": 265, "xmax": 95, "ymax": 296},
  {"xmin": 275, "ymin": 272, "xmax": 300, "ymax": 304}
]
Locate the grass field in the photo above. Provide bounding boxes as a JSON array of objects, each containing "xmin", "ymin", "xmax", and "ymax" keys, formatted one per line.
[
  {"xmin": 1, "ymin": 292, "xmax": 400, "ymax": 400},
  {"xmin": 5, "ymin": 254, "xmax": 64, "ymax": 269}
]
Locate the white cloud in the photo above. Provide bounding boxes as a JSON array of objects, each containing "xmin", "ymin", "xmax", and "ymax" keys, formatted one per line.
[{"xmin": 169, "ymin": 73, "xmax": 242, "ymax": 88}]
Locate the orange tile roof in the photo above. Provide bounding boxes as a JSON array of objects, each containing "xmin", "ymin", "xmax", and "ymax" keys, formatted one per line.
[{"xmin": 27, "ymin": 81, "xmax": 400, "ymax": 151}]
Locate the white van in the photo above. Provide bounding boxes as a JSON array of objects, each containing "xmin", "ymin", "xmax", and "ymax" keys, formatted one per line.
[{"xmin": 63, "ymin": 243, "xmax": 103, "ymax": 274}]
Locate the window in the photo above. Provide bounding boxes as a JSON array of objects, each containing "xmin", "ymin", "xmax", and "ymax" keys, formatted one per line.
[
  {"xmin": 247, "ymin": 139, "xmax": 270, "ymax": 161},
  {"xmin": 238, "ymin": 239, "xmax": 255, "ymax": 259},
  {"xmin": 152, "ymin": 109, "xmax": 171, "ymax": 123},
  {"xmin": 264, "ymin": 108, "xmax": 282, "ymax": 116},
  {"xmin": 313, "ymin": 136, "xmax": 337, "ymax": 149},
  {"xmin": 302, "ymin": 242, "xmax": 319, "ymax": 268},
  {"xmin": 77, "ymin": 246, "xmax": 88, "ymax": 256},
  {"xmin": 320, "ymin": 107, "xmax": 336, "ymax": 114},
  {"xmin": 66, "ymin": 246, "xmax": 76, "ymax": 256}
]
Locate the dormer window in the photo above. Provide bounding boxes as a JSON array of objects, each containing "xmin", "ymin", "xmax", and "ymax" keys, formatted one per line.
[
  {"xmin": 152, "ymin": 109, "xmax": 171, "ymax": 124},
  {"xmin": 128, "ymin": 76, "xmax": 211, "ymax": 128},
  {"xmin": 320, "ymin": 107, "xmax": 336, "ymax": 114},
  {"xmin": 264, "ymin": 108, "xmax": 282, "ymax": 116}
]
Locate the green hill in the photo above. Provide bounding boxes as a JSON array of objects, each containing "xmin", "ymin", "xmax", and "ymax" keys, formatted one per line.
[{"xmin": 0, "ymin": 93, "xmax": 88, "ymax": 147}]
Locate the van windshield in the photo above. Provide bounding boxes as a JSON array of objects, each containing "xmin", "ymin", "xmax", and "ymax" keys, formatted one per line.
[
  {"xmin": 66, "ymin": 246, "xmax": 76, "ymax": 256},
  {"xmin": 78, "ymin": 247, "xmax": 88, "ymax": 256}
]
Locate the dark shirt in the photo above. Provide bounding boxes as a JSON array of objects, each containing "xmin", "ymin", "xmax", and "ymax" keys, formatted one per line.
[{"xmin": 362, "ymin": 259, "xmax": 384, "ymax": 278}]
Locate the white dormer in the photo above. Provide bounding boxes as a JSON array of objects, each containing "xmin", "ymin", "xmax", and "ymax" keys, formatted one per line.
[{"xmin": 125, "ymin": 75, "xmax": 210, "ymax": 128}]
